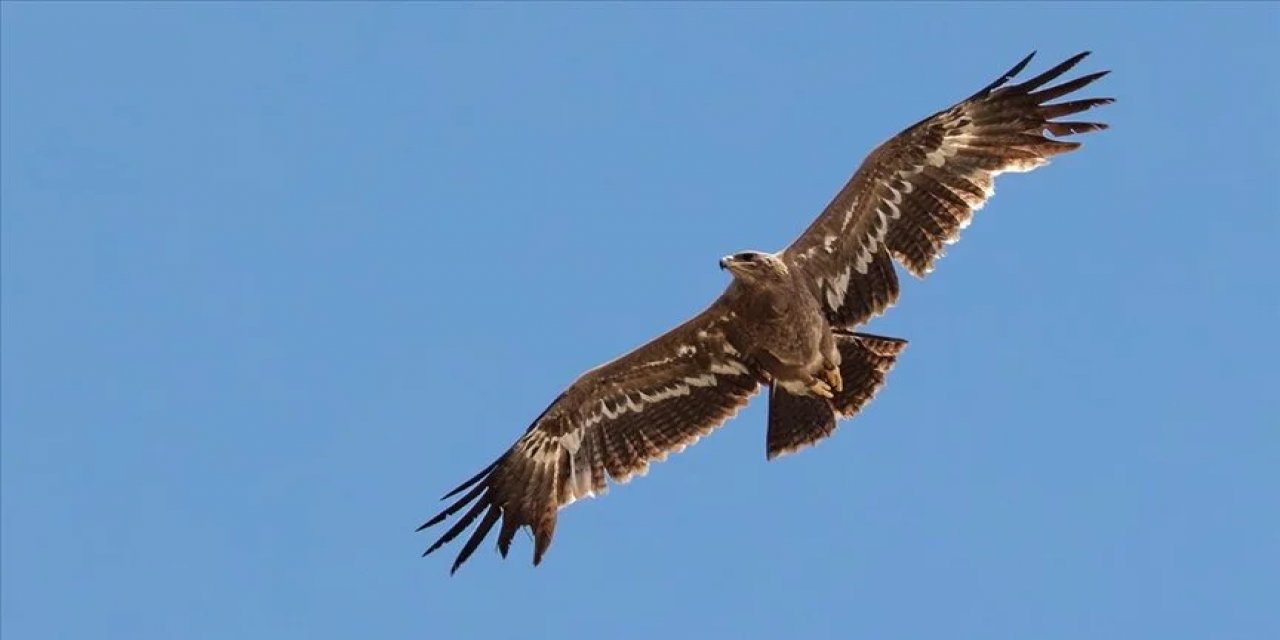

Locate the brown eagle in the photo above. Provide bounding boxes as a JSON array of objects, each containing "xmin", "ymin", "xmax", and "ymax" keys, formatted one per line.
[{"xmin": 420, "ymin": 51, "xmax": 1112, "ymax": 573}]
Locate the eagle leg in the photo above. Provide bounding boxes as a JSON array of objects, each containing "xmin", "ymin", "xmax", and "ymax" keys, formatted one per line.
[
  {"xmin": 805, "ymin": 377, "xmax": 836, "ymax": 399},
  {"xmin": 821, "ymin": 365, "xmax": 843, "ymax": 394}
]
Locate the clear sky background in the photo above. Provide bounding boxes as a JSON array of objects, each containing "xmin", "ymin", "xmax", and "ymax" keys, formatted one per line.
[{"xmin": 3, "ymin": 3, "xmax": 1277, "ymax": 639}]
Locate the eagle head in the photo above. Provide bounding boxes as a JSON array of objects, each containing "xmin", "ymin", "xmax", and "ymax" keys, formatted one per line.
[{"xmin": 720, "ymin": 251, "xmax": 788, "ymax": 284}]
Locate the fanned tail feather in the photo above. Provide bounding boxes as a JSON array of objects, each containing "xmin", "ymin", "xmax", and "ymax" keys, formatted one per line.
[{"xmin": 765, "ymin": 332, "xmax": 908, "ymax": 460}]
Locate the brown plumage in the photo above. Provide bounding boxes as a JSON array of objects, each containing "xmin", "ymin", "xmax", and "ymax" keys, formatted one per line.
[{"xmin": 420, "ymin": 51, "xmax": 1112, "ymax": 573}]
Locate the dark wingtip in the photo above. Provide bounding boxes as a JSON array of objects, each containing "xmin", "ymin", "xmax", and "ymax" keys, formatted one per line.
[
  {"xmin": 417, "ymin": 509, "xmax": 450, "ymax": 532},
  {"xmin": 1060, "ymin": 51, "xmax": 1092, "ymax": 69},
  {"xmin": 418, "ymin": 480, "xmax": 488, "ymax": 533},
  {"xmin": 422, "ymin": 545, "xmax": 439, "ymax": 558},
  {"xmin": 532, "ymin": 521, "xmax": 555, "ymax": 567},
  {"xmin": 1011, "ymin": 51, "xmax": 1103, "ymax": 96},
  {"xmin": 451, "ymin": 504, "xmax": 502, "ymax": 574},
  {"xmin": 1029, "ymin": 69, "xmax": 1112, "ymax": 103},
  {"xmin": 496, "ymin": 519, "xmax": 518, "ymax": 558},
  {"xmin": 418, "ymin": 483, "xmax": 492, "ymax": 567},
  {"xmin": 968, "ymin": 51, "xmax": 1037, "ymax": 100},
  {"xmin": 1046, "ymin": 121, "xmax": 1110, "ymax": 137},
  {"xmin": 440, "ymin": 458, "xmax": 502, "ymax": 500},
  {"xmin": 1006, "ymin": 51, "xmax": 1037, "ymax": 80},
  {"xmin": 423, "ymin": 539, "xmax": 446, "ymax": 557}
]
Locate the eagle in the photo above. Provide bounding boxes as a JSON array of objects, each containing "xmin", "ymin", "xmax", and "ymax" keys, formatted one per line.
[{"xmin": 420, "ymin": 51, "xmax": 1112, "ymax": 573}]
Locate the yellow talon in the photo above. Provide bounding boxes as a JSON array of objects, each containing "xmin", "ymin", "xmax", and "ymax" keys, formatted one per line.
[
  {"xmin": 823, "ymin": 367, "xmax": 843, "ymax": 393},
  {"xmin": 807, "ymin": 379, "xmax": 835, "ymax": 399}
]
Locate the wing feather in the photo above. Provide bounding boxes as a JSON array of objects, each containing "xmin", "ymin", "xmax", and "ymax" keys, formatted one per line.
[
  {"xmin": 419, "ymin": 299, "xmax": 763, "ymax": 572},
  {"xmin": 452, "ymin": 505, "xmax": 502, "ymax": 574},
  {"xmin": 784, "ymin": 51, "xmax": 1113, "ymax": 327}
]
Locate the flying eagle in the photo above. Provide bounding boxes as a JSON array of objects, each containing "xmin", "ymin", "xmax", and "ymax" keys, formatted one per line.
[{"xmin": 420, "ymin": 51, "xmax": 1112, "ymax": 573}]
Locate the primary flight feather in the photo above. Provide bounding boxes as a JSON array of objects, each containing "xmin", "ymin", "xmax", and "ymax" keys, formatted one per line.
[{"xmin": 420, "ymin": 51, "xmax": 1113, "ymax": 573}]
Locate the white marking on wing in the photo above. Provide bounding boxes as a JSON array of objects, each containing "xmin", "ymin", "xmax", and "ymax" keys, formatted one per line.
[
  {"xmin": 710, "ymin": 359, "xmax": 749, "ymax": 376},
  {"xmin": 825, "ymin": 265, "xmax": 851, "ymax": 310},
  {"xmin": 583, "ymin": 372, "xmax": 725, "ymax": 427},
  {"xmin": 562, "ymin": 474, "xmax": 596, "ymax": 507},
  {"xmin": 778, "ymin": 379, "xmax": 811, "ymax": 395},
  {"xmin": 634, "ymin": 356, "xmax": 674, "ymax": 370},
  {"xmin": 598, "ymin": 400, "xmax": 617, "ymax": 421},
  {"xmin": 562, "ymin": 443, "xmax": 597, "ymax": 506},
  {"xmin": 839, "ymin": 197, "xmax": 859, "ymax": 233},
  {"xmin": 638, "ymin": 384, "xmax": 691, "ymax": 404},
  {"xmin": 854, "ymin": 249, "xmax": 871, "ymax": 275},
  {"xmin": 884, "ymin": 200, "xmax": 901, "ymax": 220},
  {"xmin": 1000, "ymin": 158, "xmax": 1048, "ymax": 173},
  {"xmin": 560, "ymin": 429, "xmax": 582, "ymax": 454}
]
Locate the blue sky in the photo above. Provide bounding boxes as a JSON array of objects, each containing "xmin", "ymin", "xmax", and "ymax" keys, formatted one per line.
[{"xmin": 3, "ymin": 3, "xmax": 1277, "ymax": 638}]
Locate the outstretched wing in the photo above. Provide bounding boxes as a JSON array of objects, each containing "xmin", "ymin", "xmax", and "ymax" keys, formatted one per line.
[
  {"xmin": 419, "ymin": 298, "xmax": 762, "ymax": 573},
  {"xmin": 784, "ymin": 51, "xmax": 1113, "ymax": 328}
]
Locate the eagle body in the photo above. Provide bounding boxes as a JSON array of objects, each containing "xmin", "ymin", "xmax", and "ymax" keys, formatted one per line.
[
  {"xmin": 717, "ymin": 252, "xmax": 841, "ymax": 400},
  {"xmin": 421, "ymin": 52, "xmax": 1114, "ymax": 573}
]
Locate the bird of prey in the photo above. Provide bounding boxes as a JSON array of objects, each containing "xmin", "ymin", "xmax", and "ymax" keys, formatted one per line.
[{"xmin": 420, "ymin": 51, "xmax": 1112, "ymax": 573}]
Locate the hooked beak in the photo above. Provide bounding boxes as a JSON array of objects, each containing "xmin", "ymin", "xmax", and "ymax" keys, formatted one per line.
[{"xmin": 719, "ymin": 255, "xmax": 732, "ymax": 270}]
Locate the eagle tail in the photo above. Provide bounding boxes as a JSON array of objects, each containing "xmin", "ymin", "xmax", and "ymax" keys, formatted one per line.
[
  {"xmin": 767, "ymin": 385, "xmax": 836, "ymax": 461},
  {"xmin": 766, "ymin": 331, "xmax": 908, "ymax": 460}
]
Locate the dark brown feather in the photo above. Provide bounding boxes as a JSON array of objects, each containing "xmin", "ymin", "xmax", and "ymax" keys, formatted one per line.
[
  {"xmin": 419, "ymin": 299, "xmax": 763, "ymax": 572},
  {"xmin": 1010, "ymin": 51, "xmax": 1091, "ymax": 93},
  {"xmin": 766, "ymin": 386, "xmax": 836, "ymax": 461},
  {"xmin": 784, "ymin": 51, "xmax": 1113, "ymax": 311},
  {"xmin": 452, "ymin": 505, "xmax": 501, "ymax": 574},
  {"xmin": 829, "ymin": 331, "xmax": 908, "ymax": 419}
]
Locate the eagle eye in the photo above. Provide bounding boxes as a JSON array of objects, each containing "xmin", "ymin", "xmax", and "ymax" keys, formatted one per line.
[{"xmin": 734, "ymin": 252, "xmax": 756, "ymax": 262}]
